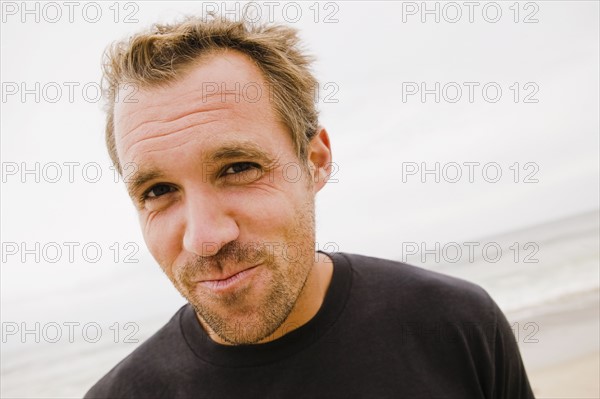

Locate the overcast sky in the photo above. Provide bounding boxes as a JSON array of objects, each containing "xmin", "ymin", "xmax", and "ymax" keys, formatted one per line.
[{"xmin": 1, "ymin": 1, "xmax": 598, "ymax": 300}]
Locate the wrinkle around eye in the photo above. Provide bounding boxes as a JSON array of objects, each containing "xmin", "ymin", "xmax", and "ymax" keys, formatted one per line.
[{"xmin": 140, "ymin": 186, "xmax": 180, "ymax": 212}]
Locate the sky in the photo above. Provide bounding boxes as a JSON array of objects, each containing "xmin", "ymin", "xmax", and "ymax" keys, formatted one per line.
[{"xmin": 1, "ymin": 0, "xmax": 598, "ymax": 313}]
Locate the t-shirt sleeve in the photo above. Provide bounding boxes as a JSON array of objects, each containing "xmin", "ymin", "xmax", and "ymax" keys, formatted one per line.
[{"xmin": 490, "ymin": 300, "xmax": 536, "ymax": 399}]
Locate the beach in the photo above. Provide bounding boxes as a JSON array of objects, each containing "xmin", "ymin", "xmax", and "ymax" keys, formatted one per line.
[
  {"xmin": 1, "ymin": 286, "xmax": 598, "ymax": 398},
  {"xmin": 511, "ymin": 289, "xmax": 600, "ymax": 398},
  {"xmin": 530, "ymin": 352, "xmax": 599, "ymax": 398}
]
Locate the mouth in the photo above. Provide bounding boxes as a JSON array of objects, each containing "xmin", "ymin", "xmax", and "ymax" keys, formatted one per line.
[{"xmin": 197, "ymin": 265, "xmax": 260, "ymax": 293}]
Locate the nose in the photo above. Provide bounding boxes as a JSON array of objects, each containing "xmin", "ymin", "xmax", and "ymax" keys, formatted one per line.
[{"xmin": 182, "ymin": 188, "xmax": 240, "ymax": 257}]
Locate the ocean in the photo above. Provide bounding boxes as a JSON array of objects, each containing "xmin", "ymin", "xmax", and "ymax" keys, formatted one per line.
[{"xmin": 1, "ymin": 210, "xmax": 598, "ymax": 398}]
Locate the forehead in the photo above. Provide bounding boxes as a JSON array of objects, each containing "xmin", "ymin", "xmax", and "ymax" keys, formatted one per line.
[{"xmin": 113, "ymin": 50, "xmax": 287, "ymax": 168}]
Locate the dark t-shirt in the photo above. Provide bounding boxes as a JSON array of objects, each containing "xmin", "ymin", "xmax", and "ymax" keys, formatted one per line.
[{"xmin": 85, "ymin": 252, "xmax": 535, "ymax": 398}]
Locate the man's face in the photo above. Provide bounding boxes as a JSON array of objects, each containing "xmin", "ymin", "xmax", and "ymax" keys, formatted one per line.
[{"xmin": 113, "ymin": 51, "xmax": 329, "ymax": 345}]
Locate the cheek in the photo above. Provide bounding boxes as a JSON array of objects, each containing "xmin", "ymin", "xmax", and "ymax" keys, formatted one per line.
[
  {"xmin": 140, "ymin": 209, "xmax": 184, "ymax": 274},
  {"xmin": 227, "ymin": 187, "xmax": 300, "ymax": 235}
]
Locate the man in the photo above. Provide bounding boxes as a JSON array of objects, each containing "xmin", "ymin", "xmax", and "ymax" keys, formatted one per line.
[{"xmin": 86, "ymin": 15, "xmax": 535, "ymax": 398}]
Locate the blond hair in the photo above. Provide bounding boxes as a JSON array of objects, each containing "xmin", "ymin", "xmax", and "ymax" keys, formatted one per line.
[{"xmin": 102, "ymin": 15, "xmax": 319, "ymax": 173}]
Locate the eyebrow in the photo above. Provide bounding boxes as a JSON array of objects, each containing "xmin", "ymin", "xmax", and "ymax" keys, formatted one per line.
[
  {"xmin": 125, "ymin": 141, "xmax": 277, "ymax": 200},
  {"xmin": 126, "ymin": 168, "xmax": 164, "ymax": 200},
  {"xmin": 209, "ymin": 141, "xmax": 275, "ymax": 164}
]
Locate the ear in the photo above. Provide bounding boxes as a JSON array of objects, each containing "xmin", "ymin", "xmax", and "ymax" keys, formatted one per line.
[{"xmin": 307, "ymin": 127, "xmax": 332, "ymax": 194}]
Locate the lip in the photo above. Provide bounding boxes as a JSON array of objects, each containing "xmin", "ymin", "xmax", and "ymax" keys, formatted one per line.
[{"xmin": 198, "ymin": 265, "xmax": 259, "ymax": 292}]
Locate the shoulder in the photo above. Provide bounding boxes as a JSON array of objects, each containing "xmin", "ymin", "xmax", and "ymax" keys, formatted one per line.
[
  {"xmin": 332, "ymin": 252, "xmax": 496, "ymax": 323},
  {"xmin": 84, "ymin": 305, "xmax": 190, "ymax": 398}
]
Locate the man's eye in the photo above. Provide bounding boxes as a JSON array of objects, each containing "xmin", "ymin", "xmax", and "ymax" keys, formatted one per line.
[
  {"xmin": 144, "ymin": 184, "xmax": 174, "ymax": 199},
  {"xmin": 223, "ymin": 162, "xmax": 260, "ymax": 175}
]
